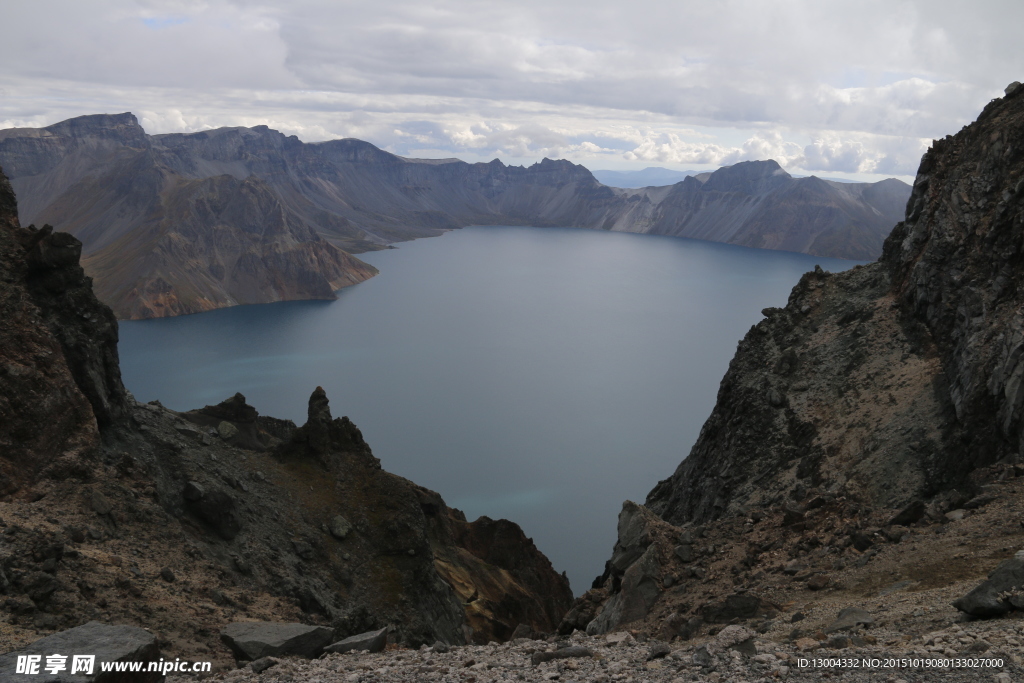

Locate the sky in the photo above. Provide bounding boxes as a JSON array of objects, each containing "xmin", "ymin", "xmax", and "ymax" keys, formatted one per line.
[{"xmin": 2, "ymin": 1, "xmax": 1022, "ymax": 182}]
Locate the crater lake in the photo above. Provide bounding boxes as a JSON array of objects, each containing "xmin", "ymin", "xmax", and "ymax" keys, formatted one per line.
[{"xmin": 118, "ymin": 226, "xmax": 859, "ymax": 592}]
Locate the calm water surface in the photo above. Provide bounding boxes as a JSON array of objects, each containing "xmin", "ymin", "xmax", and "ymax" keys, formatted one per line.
[{"xmin": 118, "ymin": 226, "xmax": 858, "ymax": 592}]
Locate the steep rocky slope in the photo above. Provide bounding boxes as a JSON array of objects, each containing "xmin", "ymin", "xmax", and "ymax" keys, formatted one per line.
[
  {"xmin": 0, "ymin": 168, "xmax": 572, "ymax": 664},
  {"xmin": 0, "ymin": 116, "xmax": 378, "ymax": 319},
  {"xmin": 563, "ymin": 83, "xmax": 1024, "ymax": 652},
  {"xmin": 609, "ymin": 161, "xmax": 908, "ymax": 260},
  {"xmin": 0, "ymin": 115, "xmax": 908, "ymax": 318}
]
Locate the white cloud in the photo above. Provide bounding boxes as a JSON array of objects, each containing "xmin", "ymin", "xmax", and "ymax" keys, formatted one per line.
[{"xmin": 2, "ymin": 0, "xmax": 1020, "ymax": 179}]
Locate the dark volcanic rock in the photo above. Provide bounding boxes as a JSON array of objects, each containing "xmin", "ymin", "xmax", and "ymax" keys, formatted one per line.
[
  {"xmin": 220, "ymin": 621, "xmax": 335, "ymax": 660},
  {"xmin": 953, "ymin": 549, "xmax": 1024, "ymax": 617},
  {"xmin": 0, "ymin": 168, "xmax": 120, "ymax": 496},
  {"xmin": 0, "ymin": 621, "xmax": 161, "ymax": 682}
]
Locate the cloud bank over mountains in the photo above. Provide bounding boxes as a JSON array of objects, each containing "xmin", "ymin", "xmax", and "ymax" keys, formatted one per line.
[{"xmin": 2, "ymin": 0, "xmax": 1021, "ymax": 179}]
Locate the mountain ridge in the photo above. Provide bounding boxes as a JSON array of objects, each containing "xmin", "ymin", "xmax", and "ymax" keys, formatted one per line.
[{"xmin": 0, "ymin": 114, "xmax": 910, "ymax": 319}]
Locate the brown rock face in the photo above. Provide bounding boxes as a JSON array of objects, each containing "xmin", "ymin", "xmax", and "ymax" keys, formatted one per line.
[
  {"xmin": 433, "ymin": 513, "xmax": 574, "ymax": 643},
  {"xmin": 81, "ymin": 173, "xmax": 378, "ymax": 319}
]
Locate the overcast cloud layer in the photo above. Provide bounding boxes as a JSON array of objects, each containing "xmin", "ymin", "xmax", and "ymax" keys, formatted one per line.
[{"xmin": 2, "ymin": 0, "xmax": 1022, "ymax": 180}]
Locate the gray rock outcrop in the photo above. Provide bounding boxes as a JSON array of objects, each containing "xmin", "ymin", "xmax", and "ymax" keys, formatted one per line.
[
  {"xmin": 220, "ymin": 622, "xmax": 335, "ymax": 660},
  {"xmin": 0, "ymin": 621, "xmax": 160, "ymax": 682}
]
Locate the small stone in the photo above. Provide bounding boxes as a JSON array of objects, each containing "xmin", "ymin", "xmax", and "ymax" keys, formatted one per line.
[
  {"xmin": 674, "ymin": 544, "xmax": 694, "ymax": 563},
  {"xmin": 159, "ymin": 567, "xmax": 175, "ymax": 582},
  {"xmin": 710, "ymin": 625, "xmax": 757, "ymax": 655},
  {"xmin": 89, "ymin": 490, "xmax": 113, "ymax": 515},
  {"xmin": 794, "ymin": 637, "xmax": 819, "ymax": 652},
  {"xmin": 783, "ymin": 559, "xmax": 806, "ymax": 575},
  {"xmin": 217, "ymin": 421, "xmax": 239, "ymax": 440},
  {"xmin": 782, "ymin": 506, "xmax": 805, "ymax": 527},
  {"xmin": 945, "ymin": 509, "xmax": 966, "ymax": 521},
  {"xmin": 251, "ymin": 657, "xmax": 279, "ymax": 673},
  {"xmin": 432, "ymin": 641, "xmax": 450, "ymax": 653},
  {"xmin": 826, "ymin": 634, "xmax": 850, "ymax": 649},
  {"xmin": 968, "ymin": 639, "xmax": 991, "ymax": 653},
  {"xmin": 692, "ymin": 645, "xmax": 712, "ymax": 666},
  {"xmin": 825, "ymin": 607, "xmax": 874, "ymax": 633},
  {"xmin": 807, "ymin": 574, "xmax": 831, "ymax": 591},
  {"xmin": 888, "ymin": 500, "xmax": 925, "ymax": 526},
  {"xmin": 647, "ymin": 642, "xmax": 671, "ymax": 659},
  {"xmin": 329, "ymin": 515, "xmax": 353, "ymax": 539},
  {"xmin": 292, "ymin": 539, "xmax": 315, "ymax": 560}
]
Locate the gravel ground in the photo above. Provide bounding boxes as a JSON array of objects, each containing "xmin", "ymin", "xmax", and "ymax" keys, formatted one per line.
[{"xmin": 171, "ymin": 623, "xmax": 1023, "ymax": 683}]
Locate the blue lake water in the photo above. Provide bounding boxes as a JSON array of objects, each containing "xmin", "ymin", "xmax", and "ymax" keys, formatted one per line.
[{"xmin": 118, "ymin": 226, "xmax": 858, "ymax": 593}]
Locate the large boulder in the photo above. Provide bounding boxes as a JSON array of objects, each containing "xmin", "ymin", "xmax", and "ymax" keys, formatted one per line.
[
  {"xmin": 324, "ymin": 628, "xmax": 388, "ymax": 654},
  {"xmin": 0, "ymin": 621, "xmax": 160, "ymax": 682},
  {"xmin": 953, "ymin": 550, "xmax": 1024, "ymax": 617},
  {"xmin": 220, "ymin": 622, "xmax": 335, "ymax": 661}
]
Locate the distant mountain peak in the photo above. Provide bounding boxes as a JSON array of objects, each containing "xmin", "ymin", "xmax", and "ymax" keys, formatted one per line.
[{"xmin": 701, "ymin": 159, "xmax": 792, "ymax": 194}]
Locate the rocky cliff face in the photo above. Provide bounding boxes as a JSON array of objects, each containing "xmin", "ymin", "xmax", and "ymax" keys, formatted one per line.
[
  {"xmin": 569, "ymin": 84, "xmax": 1024, "ymax": 639},
  {"xmin": 0, "ymin": 117, "xmax": 378, "ymax": 319},
  {"xmin": 0, "ymin": 169, "xmax": 571, "ymax": 661},
  {"xmin": 647, "ymin": 86, "xmax": 1024, "ymax": 529},
  {"xmin": 612, "ymin": 161, "xmax": 909, "ymax": 261},
  {"xmin": 0, "ymin": 115, "xmax": 908, "ymax": 318}
]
